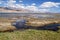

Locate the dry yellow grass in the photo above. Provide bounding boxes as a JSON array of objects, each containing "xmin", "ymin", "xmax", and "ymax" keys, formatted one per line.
[
  {"xmin": 26, "ymin": 18, "xmax": 60, "ymax": 27},
  {"xmin": 0, "ymin": 22, "xmax": 16, "ymax": 32},
  {"xmin": 0, "ymin": 17, "xmax": 60, "ymax": 31},
  {"xmin": 0, "ymin": 18, "xmax": 16, "ymax": 32}
]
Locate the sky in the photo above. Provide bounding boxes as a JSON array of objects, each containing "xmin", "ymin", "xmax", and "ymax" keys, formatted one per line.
[{"xmin": 0, "ymin": 0, "xmax": 60, "ymax": 13}]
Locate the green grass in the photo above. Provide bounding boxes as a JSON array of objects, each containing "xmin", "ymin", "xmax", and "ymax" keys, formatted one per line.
[{"xmin": 0, "ymin": 29, "xmax": 60, "ymax": 40}]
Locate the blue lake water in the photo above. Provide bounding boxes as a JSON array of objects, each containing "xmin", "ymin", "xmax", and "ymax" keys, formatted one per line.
[{"xmin": 0, "ymin": 13, "xmax": 55, "ymax": 18}]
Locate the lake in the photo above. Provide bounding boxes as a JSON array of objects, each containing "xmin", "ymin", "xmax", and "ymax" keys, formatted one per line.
[{"xmin": 0, "ymin": 13, "xmax": 59, "ymax": 19}]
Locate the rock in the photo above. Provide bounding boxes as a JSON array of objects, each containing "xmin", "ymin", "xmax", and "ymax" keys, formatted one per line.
[{"xmin": 12, "ymin": 19, "xmax": 27, "ymax": 29}]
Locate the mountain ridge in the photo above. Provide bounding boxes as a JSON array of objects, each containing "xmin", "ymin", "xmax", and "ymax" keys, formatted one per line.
[{"xmin": 0, "ymin": 7, "xmax": 32, "ymax": 13}]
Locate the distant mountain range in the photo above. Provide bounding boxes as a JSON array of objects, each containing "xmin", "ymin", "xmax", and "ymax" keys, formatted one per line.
[
  {"xmin": 0, "ymin": 7, "xmax": 60, "ymax": 13},
  {"xmin": 0, "ymin": 7, "xmax": 33, "ymax": 13}
]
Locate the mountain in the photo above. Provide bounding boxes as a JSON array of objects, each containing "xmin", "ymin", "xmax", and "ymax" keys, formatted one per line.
[
  {"xmin": 0, "ymin": 7, "xmax": 32, "ymax": 13},
  {"xmin": 0, "ymin": 7, "xmax": 59, "ymax": 13}
]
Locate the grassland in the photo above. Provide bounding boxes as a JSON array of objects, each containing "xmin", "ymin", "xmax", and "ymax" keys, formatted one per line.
[
  {"xmin": 0, "ymin": 17, "xmax": 60, "ymax": 40},
  {"xmin": 0, "ymin": 29, "xmax": 60, "ymax": 40}
]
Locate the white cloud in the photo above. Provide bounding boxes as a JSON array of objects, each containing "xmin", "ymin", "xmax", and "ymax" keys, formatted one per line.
[
  {"xmin": 6, "ymin": 0, "xmax": 25, "ymax": 9},
  {"xmin": 27, "ymin": 3, "xmax": 36, "ymax": 10},
  {"xmin": 19, "ymin": 0, "xmax": 23, "ymax": 2},
  {"xmin": 38, "ymin": 9, "xmax": 50, "ymax": 13},
  {"xmin": 40, "ymin": 2, "xmax": 60, "ymax": 8},
  {"xmin": 24, "ymin": 3, "xmax": 50, "ymax": 12},
  {"xmin": 32, "ymin": 3, "xmax": 36, "ymax": 6},
  {"xmin": 15, "ymin": 4, "xmax": 25, "ymax": 9},
  {"xmin": 1, "ymin": 1, "xmax": 60, "ymax": 13},
  {"xmin": 7, "ymin": 0, "xmax": 16, "ymax": 7},
  {"xmin": 0, "ymin": 2, "xmax": 2, "ymax": 4},
  {"xmin": 26, "ymin": 6, "xmax": 37, "ymax": 11},
  {"xmin": 6, "ymin": 1, "xmax": 38, "ymax": 12},
  {"xmin": 8, "ymin": 0, "xmax": 16, "ymax": 3},
  {"xmin": 0, "ymin": 0, "xmax": 3, "ymax": 4},
  {"xmin": 0, "ymin": 0, "xmax": 49, "ymax": 13}
]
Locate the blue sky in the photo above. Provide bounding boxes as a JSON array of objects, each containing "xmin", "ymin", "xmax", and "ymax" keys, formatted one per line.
[{"xmin": 0, "ymin": 0, "xmax": 60, "ymax": 13}]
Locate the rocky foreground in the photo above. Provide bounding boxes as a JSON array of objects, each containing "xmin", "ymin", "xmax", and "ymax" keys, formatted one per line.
[{"xmin": 0, "ymin": 17, "xmax": 60, "ymax": 32}]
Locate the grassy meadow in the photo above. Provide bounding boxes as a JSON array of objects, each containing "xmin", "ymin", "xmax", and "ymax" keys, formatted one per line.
[{"xmin": 0, "ymin": 29, "xmax": 60, "ymax": 40}]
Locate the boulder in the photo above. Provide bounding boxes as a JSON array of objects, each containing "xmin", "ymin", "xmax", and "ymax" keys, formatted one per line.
[{"xmin": 12, "ymin": 19, "xmax": 27, "ymax": 29}]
